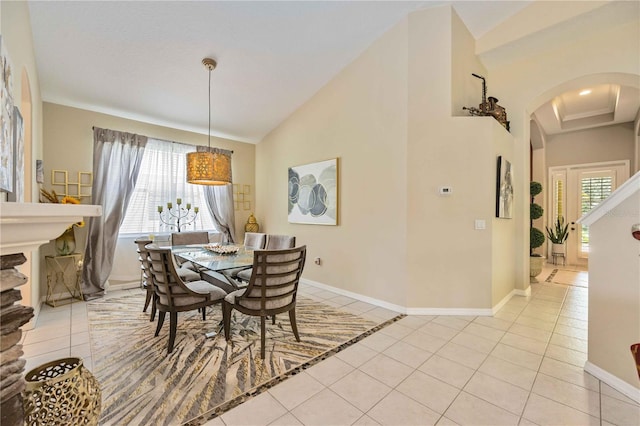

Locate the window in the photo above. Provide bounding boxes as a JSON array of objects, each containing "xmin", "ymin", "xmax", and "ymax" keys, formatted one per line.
[
  {"xmin": 579, "ymin": 173, "xmax": 614, "ymax": 253},
  {"xmin": 119, "ymin": 139, "xmax": 218, "ymax": 235}
]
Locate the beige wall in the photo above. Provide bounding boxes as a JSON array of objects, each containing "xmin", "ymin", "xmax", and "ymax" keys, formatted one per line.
[
  {"xmin": 587, "ymin": 191, "xmax": 640, "ymax": 391},
  {"xmin": 546, "ymin": 123, "xmax": 635, "ymax": 168},
  {"xmin": 41, "ymin": 103, "xmax": 255, "ymax": 293},
  {"xmin": 258, "ymin": 5, "xmax": 517, "ymax": 311},
  {"xmin": 2, "ymin": 0, "xmax": 44, "ymax": 321}
]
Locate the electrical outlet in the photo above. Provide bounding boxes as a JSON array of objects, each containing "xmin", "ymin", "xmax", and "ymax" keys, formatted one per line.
[{"xmin": 314, "ymin": 257, "xmax": 321, "ymax": 265}]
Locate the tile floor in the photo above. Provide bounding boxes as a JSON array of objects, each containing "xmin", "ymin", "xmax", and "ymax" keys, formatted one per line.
[{"xmin": 21, "ymin": 264, "xmax": 640, "ymax": 426}]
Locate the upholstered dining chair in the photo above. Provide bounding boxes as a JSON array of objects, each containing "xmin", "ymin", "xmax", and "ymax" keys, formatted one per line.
[
  {"xmin": 146, "ymin": 245, "xmax": 227, "ymax": 354},
  {"xmin": 170, "ymin": 231, "xmax": 209, "ymax": 280},
  {"xmin": 222, "ymin": 245, "xmax": 307, "ymax": 359},
  {"xmin": 243, "ymin": 232, "xmax": 267, "ymax": 250},
  {"xmin": 236, "ymin": 234, "xmax": 296, "ymax": 282},
  {"xmin": 134, "ymin": 238, "xmax": 155, "ymax": 318}
]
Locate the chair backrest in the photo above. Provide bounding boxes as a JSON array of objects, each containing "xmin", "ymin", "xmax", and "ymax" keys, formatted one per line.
[
  {"xmin": 265, "ymin": 234, "xmax": 296, "ymax": 250},
  {"xmin": 171, "ymin": 231, "xmax": 209, "ymax": 246},
  {"xmin": 134, "ymin": 238, "xmax": 153, "ymax": 284},
  {"xmin": 243, "ymin": 232, "xmax": 267, "ymax": 249},
  {"xmin": 146, "ymin": 245, "xmax": 206, "ymax": 309},
  {"xmin": 237, "ymin": 246, "xmax": 306, "ymax": 313}
]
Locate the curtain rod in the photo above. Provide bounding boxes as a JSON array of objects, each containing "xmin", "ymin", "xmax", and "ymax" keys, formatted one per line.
[{"xmin": 91, "ymin": 126, "xmax": 234, "ymax": 153}]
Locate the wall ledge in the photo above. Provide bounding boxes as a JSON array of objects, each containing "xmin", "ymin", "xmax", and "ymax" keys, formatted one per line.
[
  {"xmin": 584, "ymin": 361, "xmax": 640, "ymax": 404},
  {"xmin": 578, "ymin": 170, "xmax": 640, "ymax": 226}
]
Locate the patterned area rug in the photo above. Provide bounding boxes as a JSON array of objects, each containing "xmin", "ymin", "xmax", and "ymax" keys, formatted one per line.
[{"xmin": 88, "ymin": 292, "xmax": 394, "ymax": 425}]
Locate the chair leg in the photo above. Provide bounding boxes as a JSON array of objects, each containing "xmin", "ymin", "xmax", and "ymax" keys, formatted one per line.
[
  {"xmin": 143, "ymin": 287, "xmax": 152, "ymax": 312},
  {"xmin": 223, "ymin": 301, "xmax": 233, "ymax": 341},
  {"xmin": 260, "ymin": 316, "xmax": 266, "ymax": 359},
  {"xmin": 168, "ymin": 312, "xmax": 178, "ymax": 354},
  {"xmin": 150, "ymin": 296, "xmax": 157, "ymax": 322},
  {"xmin": 272, "ymin": 315, "xmax": 276, "ymax": 325},
  {"xmin": 155, "ymin": 311, "xmax": 166, "ymax": 336},
  {"xmin": 289, "ymin": 308, "xmax": 300, "ymax": 342},
  {"xmin": 202, "ymin": 306, "xmax": 206, "ymax": 321}
]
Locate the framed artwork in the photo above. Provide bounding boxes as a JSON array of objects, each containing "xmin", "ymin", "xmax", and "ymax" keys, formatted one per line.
[
  {"xmin": 496, "ymin": 156, "xmax": 513, "ymax": 219},
  {"xmin": 0, "ymin": 36, "xmax": 14, "ymax": 193},
  {"xmin": 8, "ymin": 107, "xmax": 24, "ymax": 201},
  {"xmin": 288, "ymin": 158, "xmax": 338, "ymax": 225}
]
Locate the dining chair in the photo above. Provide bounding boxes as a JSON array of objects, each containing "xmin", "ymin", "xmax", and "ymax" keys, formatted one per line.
[
  {"xmin": 134, "ymin": 238, "xmax": 155, "ymax": 318},
  {"xmin": 236, "ymin": 234, "xmax": 296, "ymax": 282},
  {"xmin": 146, "ymin": 245, "xmax": 228, "ymax": 354},
  {"xmin": 243, "ymin": 232, "xmax": 267, "ymax": 249},
  {"xmin": 171, "ymin": 231, "xmax": 210, "ymax": 278},
  {"xmin": 222, "ymin": 245, "xmax": 307, "ymax": 359}
]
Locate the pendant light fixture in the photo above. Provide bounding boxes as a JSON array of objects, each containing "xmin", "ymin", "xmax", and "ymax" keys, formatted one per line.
[{"xmin": 186, "ymin": 58, "xmax": 232, "ymax": 185}]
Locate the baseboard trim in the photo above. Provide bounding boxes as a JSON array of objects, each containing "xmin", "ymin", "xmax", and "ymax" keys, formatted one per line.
[
  {"xmin": 301, "ymin": 278, "xmax": 406, "ymax": 314},
  {"xmin": 492, "ymin": 290, "xmax": 515, "ymax": 315},
  {"xmin": 584, "ymin": 361, "xmax": 640, "ymax": 404},
  {"xmin": 301, "ymin": 278, "xmax": 493, "ymax": 316},
  {"xmin": 514, "ymin": 286, "xmax": 531, "ymax": 297}
]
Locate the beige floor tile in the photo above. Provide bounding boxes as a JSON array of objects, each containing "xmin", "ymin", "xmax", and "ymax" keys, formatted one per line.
[
  {"xmin": 383, "ymin": 340, "xmax": 433, "ymax": 369},
  {"xmin": 532, "ymin": 373, "xmax": 600, "ymax": 417},
  {"xmin": 519, "ymin": 309, "xmax": 558, "ymax": 323},
  {"xmin": 23, "ymin": 322, "xmax": 70, "ymax": 345},
  {"xmin": 24, "ymin": 348, "xmax": 71, "ymax": 374},
  {"xmin": 435, "ymin": 417, "xmax": 460, "ymax": 425},
  {"xmin": 378, "ymin": 322, "xmax": 415, "ymax": 340},
  {"xmin": 556, "ymin": 316, "xmax": 588, "ymax": 330},
  {"xmin": 368, "ymin": 390, "xmax": 441, "ymax": 426},
  {"xmin": 203, "ymin": 416, "xmax": 225, "ymax": 425},
  {"xmin": 290, "ymin": 388, "xmax": 362, "ymax": 426},
  {"xmin": 359, "ymin": 331, "xmax": 397, "ymax": 352},
  {"xmin": 549, "ymin": 333, "xmax": 587, "ymax": 353},
  {"xmin": 450, "ymin": 332, "xmax": 498, "ymax": 354},
  {"xmin": 418, "ymin": 322, "xmax": 460, "ymax": 341},
  {"xmin": 345, "ymin": 300, "xmax": 376, "ymax": 312},
  {"xmin": 494, "ymin": 310, "xmax": 519, "ymax": 322},
  {"xmin": 330, "ymin": 370, "xmax": 391, "ymax": 412},
  {"xmin": 71, "ymin": 319, "xmax": 89, "ymax": 334},
  {"xmin": 82, "ymin": 357, "xmax": 93, "ymax": 371},
  {"xmin": 508, "ymin": 323, "xmax": 551, "ymax": 343},
  {"xmin": 553, "ymin": 324, "xmax": 588, "ymax": 340},
  {"xmin": 221, "ymin": 391, "xmax": 288, "ymax": 426},
  {"xmin": 600, "ymin": 382, "xmax": 640, "ymax": 405},
  {"xmin": 334, "ymin": 341, "xmax": 378, "ymax": 367},
  {"xmin": 517, "ymin": 417, "xmax": 540, "ymax": 426},
  {"xmin": 366, "ymin": 307, "xmax": 400, "ymax": 321},
  {"xmin": 313, "ymin": 290, "xmax": 341, "ymax": 300},
  {"xmin": 537, "ymin": 357, "xmax": 599, "ymax": 392},
  {"xmin": 522, "ymin": 393, "xmax": 599, "ymax": 426},
  {"xmin": 418, "ymin": 355, "xmax": 475, "ymax": 389},
  {"xmin": 306, "ymin": 354, "xmax": 356, "ymax": 385},
  {"xmin": 431, "ymin": 316, "xmax": 472, "ymax": 331},
  {"xmin": 328, "ymin": 295, "xmax": 358, "ymax": 306},
  {"xmin": 514, "ymin": 315, "xmax": 555, "ymax": 332},
  {"xmin": 601, "ymin": 394, "xmax": 640, "ymax": 426},
  {"xmin": 498, "ymin": 304, "xmax": 525, "ymax": 315},
  {"xmin": 268, "ymin": 372, "xmax": 325, "ymax": 410},
  {"xmin": 402, "ymin": 330, "xmax": 448, "ymax": 353},
  {"xmin": 463, "ymin": 323, "xmax": 505, "ymax": 342},
  {"xmin": 436, "ymin": 341, "xmax": 488, "ymax": 370},
  {"xmin": 463, "ymin": 372, "xmax": 530, "ymax": 415},
  {"xmin": 23, "ymin": 335, "xmax": 70, "ymax": 358},
  {"xmin": 352, "ymin": 414, "xmax": 381, "ymax": 425},
  {"xmin": 559, "ymin": 309, "xmax": 587, "ymax": 321},
  {"xmin": 268, "ymin": 413, "xmax": 303, "ymax": 426},
  {"xmin": 71, "ymin": 331, "xmax": 90, "ymax": 346},
  {"xmin": 71, "ymin": 343, "xmax": 92, "ymax": 360},
  {"xmin": 444, "ymin": 391, "xmax": 519, "ymax": 426},
  {"xmin": 545, "ymin": 343, "xmax": 588, "ymax": 367},
  {"xmin": 359, "ymin": 354, "xmax": 414, "ymax": 387},
  {"xmin": 500, "ymin": 332, "xmax": 547, "ymax": 356},
  {"xmin": 397, "ymin": 315, "xmax": 435, "ymax": 329},
  {"xmin": 490, "ymin": 343, "xmax": 543, "ymax": 371},
  {"xmin": 478, "ymin": 356, "xmax": 537, "ymax": 390},
  {"xmin": 472, "ymin": 316, "xmax": 513, "ymax": 331},
  {"xmin": 396, "ymin": 370, "xmax": 459, "ymax": 414}
]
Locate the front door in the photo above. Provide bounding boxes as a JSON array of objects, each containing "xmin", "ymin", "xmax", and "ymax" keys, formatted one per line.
[{"xmin": 549, "ymin": 161, "xmax": 629, "ymax": 265}]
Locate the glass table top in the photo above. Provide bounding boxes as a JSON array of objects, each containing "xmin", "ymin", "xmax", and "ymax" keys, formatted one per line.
[{"xmin": 170, "ymin": 244, "xmax": 254, "ymax": 272}]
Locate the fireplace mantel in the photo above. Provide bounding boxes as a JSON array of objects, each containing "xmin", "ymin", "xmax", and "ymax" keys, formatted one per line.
[{"xmin": 0, "ymin": 203, "xmax": 102, "ymax": 255}]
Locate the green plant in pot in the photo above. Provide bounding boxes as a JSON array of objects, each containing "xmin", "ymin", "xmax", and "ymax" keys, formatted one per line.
[
  {"xmin": 546, "ymin": 216, "xmax": 569, "ymax": 255},
  {"xmin": 530, "ymin": 181, "xmax": 545, "ymax": 281}
]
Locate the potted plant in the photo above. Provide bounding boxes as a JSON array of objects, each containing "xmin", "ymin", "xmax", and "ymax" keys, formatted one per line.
[
  {"xmin": 546, "ymin": 216, "xmax": 569, "ymax": 256},
  {"xmin": 530, "ymin": 181, "xmax": 545, "ymax": 281}
]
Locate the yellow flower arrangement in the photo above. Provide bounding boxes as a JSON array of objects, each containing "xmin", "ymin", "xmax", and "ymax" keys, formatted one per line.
[{"xmin": 40, "ymin": 189, "xmax": 85, "ymax": 228}]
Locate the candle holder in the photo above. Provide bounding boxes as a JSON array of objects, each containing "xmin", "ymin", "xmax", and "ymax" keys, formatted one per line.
[{"xmin": 157, "ymin": 199, "xmax": 199, "ymax": 232}]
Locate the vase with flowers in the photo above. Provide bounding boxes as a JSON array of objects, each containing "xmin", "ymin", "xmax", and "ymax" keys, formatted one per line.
[{"xmin": 41, "ymin": 189, "xmax": 86, "ymax": 255}]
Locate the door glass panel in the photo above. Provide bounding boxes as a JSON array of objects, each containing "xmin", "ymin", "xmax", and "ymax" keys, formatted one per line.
[{"xmin": 579, "ymin": 173, "xmax": 614, "ymax": 255}]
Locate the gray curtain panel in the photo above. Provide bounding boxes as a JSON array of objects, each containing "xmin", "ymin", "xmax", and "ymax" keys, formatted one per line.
[
  {"xmin": 198, "ymin": 146, "xmax": 237, "ymax": 243},
  {"xmin": 82, "ymin": 127, "xmax": 147, "ymax": 298}
]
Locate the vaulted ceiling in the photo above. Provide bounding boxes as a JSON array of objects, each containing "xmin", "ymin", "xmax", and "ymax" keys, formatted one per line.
[{"xmin": 27, "ymin": 1, "xmax": 638, "ymax": 143}]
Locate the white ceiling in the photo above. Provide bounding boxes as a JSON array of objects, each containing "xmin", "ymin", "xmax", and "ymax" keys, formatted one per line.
[{"xmin": 26, "ymin": 1, "xmax": 636, "ymax": 144}]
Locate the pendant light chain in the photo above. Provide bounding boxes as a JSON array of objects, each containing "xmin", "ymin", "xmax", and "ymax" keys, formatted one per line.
[{"xmin": 208, "ymin": 64, "xmax": 211, "ymax": 149}]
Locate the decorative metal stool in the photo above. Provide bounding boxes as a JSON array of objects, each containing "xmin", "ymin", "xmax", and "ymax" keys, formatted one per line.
[{"xmin": 23, "ymin": 357, "xmax": 101, "ymax": 425}]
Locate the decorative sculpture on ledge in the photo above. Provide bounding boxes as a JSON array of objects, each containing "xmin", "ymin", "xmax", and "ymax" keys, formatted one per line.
[
  {"xmin": 463, "ymin": 73, "xmax": 510, "ymax": 132},
  {"xmin": 157, "ymin": 198, "xmax": 199, "ymax": 232}
]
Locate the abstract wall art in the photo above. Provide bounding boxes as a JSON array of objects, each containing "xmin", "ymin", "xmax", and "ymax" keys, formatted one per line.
[
  {"xmin": 288, "ymin": 158, "xmax": 338, "ymax": 225},
  {"xmin": 496, "ymin": 155, "xmax": 513, "ymax": 219}
]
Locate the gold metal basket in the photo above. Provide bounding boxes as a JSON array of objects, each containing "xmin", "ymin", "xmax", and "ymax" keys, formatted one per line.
[{"xmin": 23, "ymin": 357, "xmax": 101, "ymax": 425}]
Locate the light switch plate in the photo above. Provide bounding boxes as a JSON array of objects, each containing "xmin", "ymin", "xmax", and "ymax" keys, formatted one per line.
[{"xmin": 475, "ymin": 219, "xmax": 486, "ymax": 230}]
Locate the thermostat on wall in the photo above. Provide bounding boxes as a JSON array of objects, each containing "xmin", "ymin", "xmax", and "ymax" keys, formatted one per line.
[{"xmin": 439, "ymin": 186, "xmax": 453, "ymax": 195}]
